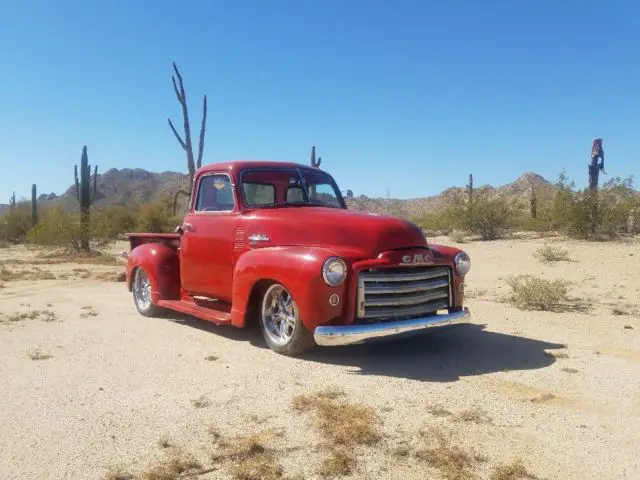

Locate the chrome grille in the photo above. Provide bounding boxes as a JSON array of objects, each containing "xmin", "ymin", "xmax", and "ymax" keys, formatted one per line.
[{"xmin": 357, "ymin": 266, "xmax": 451, "ymax": 322}]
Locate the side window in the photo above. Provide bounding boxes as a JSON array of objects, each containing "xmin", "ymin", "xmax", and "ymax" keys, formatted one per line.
[
  {"xmin": 195, "ymin": 175, "xmax": 235, "ymax": 212},
  {"xmin": 309, "ymin": 183, "xmax": 341, "ymax": 207},
  {"xmin": 242, "ymin": 182, "xmax": 275, "ymax": 205}
]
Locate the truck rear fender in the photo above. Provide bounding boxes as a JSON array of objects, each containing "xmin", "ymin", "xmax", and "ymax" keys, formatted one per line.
[
  {"xmin": 126, "ymin": 243, "xmax": 181, "ymax": 303},
  {"xmin": 231, "ymin": 246, "xmax": 347, "ymax": 330}
]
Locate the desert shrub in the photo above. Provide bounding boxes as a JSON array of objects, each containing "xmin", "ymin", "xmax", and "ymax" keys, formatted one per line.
[
  {"xmin": 533, "ymin": 245, "xmax": 569, "ymax": 263},
  {"xmin": 136, "ymin": 196, "xmax": 182, "ymax": 233},
  {"xmin": 506, "ymin": 275, "xmax": 571, "ymax": 310},
  {"xmin": 465, "ymin": 194, "xmax": 519, "ymax": 240},
  {"xmin": 91, "ymin": 205, "xmax": 137, "ymax": 240},
  {"xmin": 541, "ymin": 173, "xmax": 639, "ymax": 240},
  {"xmin": 0, "ymin": 203, "xmax": 32, "ymax": 242},
  {"xmin": 26, "ymin": 205, "xmax": 80, "ymax": 247}
]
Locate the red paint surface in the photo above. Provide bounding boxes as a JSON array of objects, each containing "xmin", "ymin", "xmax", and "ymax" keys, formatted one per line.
[{"xmin": 125, "ymin": 161, "xmax": 468, "ymax": 330}]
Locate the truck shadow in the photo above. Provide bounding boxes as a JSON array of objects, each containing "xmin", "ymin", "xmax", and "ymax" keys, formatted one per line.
[
  {"xmin": 166, "ymin": 313, "xmax": 565, "ymax": 382},
  {"xmin": 302, "ymin": 323, "xmax": 566, "ymax": 382}
]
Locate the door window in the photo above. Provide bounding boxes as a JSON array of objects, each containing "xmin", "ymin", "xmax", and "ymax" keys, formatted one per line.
[{"xmin": 195, "ymin": 174, "xmax": 235, "ymax": 212}]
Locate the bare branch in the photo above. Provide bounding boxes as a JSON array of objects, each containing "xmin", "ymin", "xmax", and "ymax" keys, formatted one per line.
[
  {"xmin": 172, "ymin": 189, "xmax": 191, "ymax": 216},
  {"xmin": 172, "ymin": 76, "xmax": 183, "ymax": 103},
  {"xmin": 196, "ymin": 95, "xmax": 207, "ymax": 169},
  {"xmin": 168, "ymin": 118, "xmax": 187, "ymax": 150}
]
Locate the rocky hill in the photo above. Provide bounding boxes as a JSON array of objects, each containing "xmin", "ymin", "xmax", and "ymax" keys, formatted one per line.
[{"xmin": 1, "ymin": 168, "xmax": 557, "ymax": 217}]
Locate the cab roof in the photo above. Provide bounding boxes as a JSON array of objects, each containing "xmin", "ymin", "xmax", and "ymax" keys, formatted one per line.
[{"xmin": 197, "ymin": 160, "xmax": 320, "ymax": 175}]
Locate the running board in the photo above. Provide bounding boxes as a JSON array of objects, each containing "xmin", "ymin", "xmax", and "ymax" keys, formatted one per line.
[{"xmin": 157, "ymin": 299, "xmax": 232, "ymax": 325}]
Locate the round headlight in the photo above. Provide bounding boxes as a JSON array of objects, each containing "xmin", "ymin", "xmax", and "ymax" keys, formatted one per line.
[
  {"xmin": 322, "ymin": 257, "xmax": 347, "ymax": 286},
  {"xmin": 454, "ymin": 251, "xmax": 471, "ymax": 276}
]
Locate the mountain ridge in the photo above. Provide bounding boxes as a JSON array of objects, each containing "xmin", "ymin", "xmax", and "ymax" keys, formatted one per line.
[{"xmin": 1, "ymin": 167, "xmax": 557, "ymax": 218}]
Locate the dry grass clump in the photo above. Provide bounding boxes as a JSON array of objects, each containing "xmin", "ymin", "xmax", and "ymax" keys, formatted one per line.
[
  {"xmin": 80, "ymin": 306, "xmax": 99, "ymax": 318},
  {"xmin": 191, "ymin": 395, "xmax": 211, "ymax": 409},
  {"xmin": 0, "ymin": 265, "xmax": 56, "ymax": 281},
  {"xmin": 533, "ymin": 245, "xmax": 570, "ymax": 263},
  {"xmin": 505, "ymin": 275, "xmax": 573, "ymax": 311},
  {"xmin": 453, "ymin": 407, "xmax": 492, "ymax": 424},
  {"xmin": 139, "ymin": 449, "xmax": 202, "ymax": 480},
  {"xmin": 28, "ymin": 348, "xmax": 53, "ymax": 361},
  {"xmin": 1, "ymin": 308, "xmax": 57, "ymax": 324},
  {"xmin": 426, "ymin": 404, "xmax": 453, "ymax": 417},
  {"xmin": 530, "ymin": 393, "xmax": 555, "ymax": 404},
  {"xmin": 102, "ymin": 466, "xmax": 135, "ymax": 480},
  {"xmin": 448, "ymin": 230, "xmax": 467, "ymax": 243},
  {"xmin": 210, "ymin": 431, "xmax": 286, "ymax": 480},
  {"xmin": 544, "ymin": 350, "xmax": 569, "ymax": 359},
  {"xmin": 489, "ymin": 459, "xmax": 537, "ymax": 479},
  {"xmin": 293, "ymin": 387, "xmax": 381, "ymax": 477},
  {"xmin": 416, "ymin": 426, "xmax": 487, "ymax": 480},
  {"xmin": 561, "ymin": 367, "xmax": 578, "ymax": 374},
  {"xmin": 318, "ymin": 447, "xmax": 356, "ymax": 478},
  {"xmin": 292, "ymin": 387, "xmax": 381, "ymax": 447}
]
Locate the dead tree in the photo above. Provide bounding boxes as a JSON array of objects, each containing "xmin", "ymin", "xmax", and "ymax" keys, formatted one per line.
[
  {"xmin": 588, "ymin": 138, "xmax": 606, "ymax": 192},
  {"xmin": 168, "ymin": 62, "xmax": 208, "ymax": 215},
  {"xmin": 588, "ymin": 137, "xmax": 606, "ymax": 234}
]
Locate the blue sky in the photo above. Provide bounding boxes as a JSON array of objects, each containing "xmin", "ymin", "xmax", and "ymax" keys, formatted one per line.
[{"xmin": 1, "ymin": 0, "xmax": 638, "ymax": 202}]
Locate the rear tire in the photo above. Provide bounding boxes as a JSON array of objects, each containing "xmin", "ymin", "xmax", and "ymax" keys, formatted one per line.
[
  {"xmin": 132, "ymin": 267, "xmax": 162, "ymax": 317},
  {"xmin": 259, "ymin": 282, "xmax": 315, "ymax": 356}
]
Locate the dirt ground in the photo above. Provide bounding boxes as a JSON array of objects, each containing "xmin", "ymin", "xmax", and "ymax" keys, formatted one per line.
[{"xmin": 0, "ymin": 235, "xmax": 638, "ymax": 480}]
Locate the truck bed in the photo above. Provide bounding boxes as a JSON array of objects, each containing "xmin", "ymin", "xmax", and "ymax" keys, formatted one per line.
[{"xmin": 126, "ymin": 232, "xmax": 181, "ymax": 250}]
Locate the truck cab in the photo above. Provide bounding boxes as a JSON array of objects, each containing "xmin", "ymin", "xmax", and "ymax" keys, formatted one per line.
[{"xmin": 125, "ymin": 160, "xmax": 471, "ymax": 356}]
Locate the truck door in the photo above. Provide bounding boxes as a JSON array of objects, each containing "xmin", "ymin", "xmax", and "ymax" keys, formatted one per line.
[{"xmin": 179, "ymin": 172, "xmax": 238, "ymax": 302}]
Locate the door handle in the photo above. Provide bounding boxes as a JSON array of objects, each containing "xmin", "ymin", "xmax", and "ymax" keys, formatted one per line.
[{"xmin": 183, "ymin": 222, "xmax": 194, "ymax": 232}]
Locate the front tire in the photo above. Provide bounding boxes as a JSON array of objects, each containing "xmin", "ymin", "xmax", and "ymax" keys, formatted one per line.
[
  {"xmin": 259, "ymin": 283, "xmax": 315, "ymax": 356},
  {"xmin": 132, "ymin": 267, "xmax": 162, "ymax": 317}
]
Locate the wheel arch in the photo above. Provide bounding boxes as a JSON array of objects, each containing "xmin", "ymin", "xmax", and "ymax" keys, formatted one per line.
[
  {"xmin": 126, "ymin": 243, "xmax": 181, "ymax": 303},
  {"xmin": 230, "ymin": 246, "xmax": 347, "ymax": 330}
]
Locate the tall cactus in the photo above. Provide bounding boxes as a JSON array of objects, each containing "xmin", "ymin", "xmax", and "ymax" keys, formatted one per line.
[
  {"xmin": 310, "ymin": 146, "xmax": 322, "ymax": 168},
  {"xmin": 466, "ymin": 174, "xmax": 474, "ymax": 203},
  {"xmin": 31, "ymin": 184, "xmax": 38, "ymax": 227},
  {"xmin": 74, "ymin": 145, "xmax": 98, "ymax": 251},
  {"xmin": 530, "ymin": 184, "xmax": 537, "ymax": 219},
  {"xmin": 9, "ymin": 192, "xmax": 16, "ymax": 208}
]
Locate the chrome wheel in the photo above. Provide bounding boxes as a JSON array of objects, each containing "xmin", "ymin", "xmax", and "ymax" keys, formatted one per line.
[
  {"xmin": 133, "ymin": 267, "xmax": 152, "ymax": 313},
  {"xmin": 261, "ymin": 284, "xmax": 298, "ymax": 346}
]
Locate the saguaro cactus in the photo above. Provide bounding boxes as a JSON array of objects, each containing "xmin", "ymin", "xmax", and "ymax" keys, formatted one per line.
[
  {"xmin": 9, "ymin": 192, "xmax": 16, "ymax": 208},
  {"xmin": 466, "ymin": 174, "xmax": 474, "ymax": 203},
  {"xmin": 310, "ymin": 146, "xmax": 322, "ymax": 168},
  {"xmin": 530, "ymin": 185, "xmax": 537, "ymax": 219},
  {"xmin": 74, "ymin": 145, "xmax": 98, "ymax": 251},
  {"xmin": 31, "ymin": 184, "xmax": 38, "ymax": 226}
]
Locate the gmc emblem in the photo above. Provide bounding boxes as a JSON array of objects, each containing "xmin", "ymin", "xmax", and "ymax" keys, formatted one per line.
[{"xmin": 401, "ymin": 253, "xmax": 434, "ymax": 265}]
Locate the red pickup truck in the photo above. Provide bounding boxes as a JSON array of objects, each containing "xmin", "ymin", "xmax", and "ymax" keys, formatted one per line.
[{"xmin": 124, "ymin": 161, "xmax": 471, "ymax": 356}]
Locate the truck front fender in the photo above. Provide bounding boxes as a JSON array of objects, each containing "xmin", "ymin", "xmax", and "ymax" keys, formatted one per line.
[
  {"xmin": 126, "ymin": 243, "xmax": 180, "ymax": 303},
  {"xmin": 231, "ymin": 246, "xmax": 348, "ymax": 330}
]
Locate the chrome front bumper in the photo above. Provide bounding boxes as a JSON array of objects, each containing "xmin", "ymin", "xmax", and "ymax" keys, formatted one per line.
[{"xmin": 313, "ymin": 308, "xmax": 470, "ymax": 347}]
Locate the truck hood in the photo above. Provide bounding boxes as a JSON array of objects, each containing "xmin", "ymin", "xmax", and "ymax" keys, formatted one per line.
[{"xmin": 244, "ymin": 207, "xmax": 427, "ymax": 258}]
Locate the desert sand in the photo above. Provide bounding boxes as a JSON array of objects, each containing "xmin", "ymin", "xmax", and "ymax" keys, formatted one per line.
[{"xmin": 1, "ymin": 235, "xmax": 638, "ymax": 480}]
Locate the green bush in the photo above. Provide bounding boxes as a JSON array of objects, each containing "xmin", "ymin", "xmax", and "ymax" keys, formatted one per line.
[
  {"xmin": 0, "ymin": 203, "xmax": 32, "ymax": 242},
  {"xmin": 136, "ymin": 196, "xmax": 182, "ymax": 233},
  {"xmin": 26, "ymin": 205, "xmax": 80, "ymax": 248},
  {"xmin": 91, "ymin": 205, "xmax": 137, "ymax": 240}
]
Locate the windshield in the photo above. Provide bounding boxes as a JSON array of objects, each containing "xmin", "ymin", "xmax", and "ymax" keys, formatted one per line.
[{"xmin": 239, "ymin": 168, "xmax": 345, "ymax": 209}]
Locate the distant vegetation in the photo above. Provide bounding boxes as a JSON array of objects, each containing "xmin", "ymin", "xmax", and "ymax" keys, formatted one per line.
[
  {"xmin": 413, "ymin": 173, "xmax": 640, "ymax": 241},
  {"xmin": 1, "ymin": 170, "xmax": 638, "ymax": 248}
]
